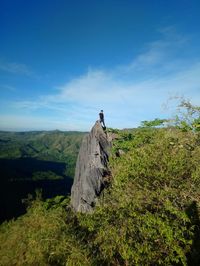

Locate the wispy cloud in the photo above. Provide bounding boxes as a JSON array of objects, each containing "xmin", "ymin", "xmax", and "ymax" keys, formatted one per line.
[
  {"xmin": 119, "ymin": 26, "xmax": 189, "ymax": 75},
  {"xmin": 0, "ymin": 60, "xmax": 36, "ymax": 77},
  {"xmin": 0, "ymin": 85, "xmax": 16, "ymax": 91},
  {"xmin": 9, "ymin": 27, "xmax": 200, "ymax": 130}
]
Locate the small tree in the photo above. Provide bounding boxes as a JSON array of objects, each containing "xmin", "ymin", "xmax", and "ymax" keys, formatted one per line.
[
  {"xmin": 175, "ymin": 99, "xmax": 200, "ymax": 131},
  {"xmin": 140, "ymin": 118, "xmax": 169, "ymax": 128}
]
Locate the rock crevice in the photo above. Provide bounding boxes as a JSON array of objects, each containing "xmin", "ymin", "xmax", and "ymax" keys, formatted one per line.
[{"xmin": 71, "ymin": 121, "xmax": 111, "ymax": 212}]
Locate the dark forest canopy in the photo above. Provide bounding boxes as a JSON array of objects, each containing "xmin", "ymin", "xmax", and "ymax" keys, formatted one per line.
[{"xmin": 0, "ymin": 130, "xmax": 86, "ymax": 221}]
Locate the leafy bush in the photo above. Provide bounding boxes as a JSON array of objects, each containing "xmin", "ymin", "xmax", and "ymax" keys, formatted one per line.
[
  {"xmin": 174, "ymin": 100, "xmax": 200, "ymax": 132},
  {"xmin": 140, "ymin": 118, "xmax": 169, "ymax": 128},
  {"xmin": 0, "ymin": 195, "xmax": 92, "ymax": 266},
  {"xmin": 80, "ymin": 127, "xmax": 200, "ymax": 265}
]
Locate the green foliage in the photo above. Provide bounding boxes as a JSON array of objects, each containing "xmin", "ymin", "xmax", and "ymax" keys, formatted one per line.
[
  {"xmin": 106, "ymin": 128, "xmax": 120, "ymax": 134},
  {"xmin": 1, "ymin": 102, "xmax": 200, "ymax": 265},
  {"xmin": 141, "ymin": 118, "xmax": 169, "ymax": 128},
  {"xmin": 77, "ymin": 127, "xmax": 200, "ymax": 265},
  {"xmin": 1, "ymin": 126, "xmax": 200, "ymax": 265},
  {"xmin": 174, "ymin": 100, "xmax": 200, "ymax": 132},
  {"xmin": 192, "ymin": 117, "xmax": 200, "ymax": 131},
  {"xmin": 0, "ymin": 130, "xmax": 85, "ymax": 180},
  {"xmin": 0, "ymin": 195, "xmax": 93, "ymax": 266},
  {"xmin": 32, "ymin": 171, "xmax": 63, "ymax": 180}
]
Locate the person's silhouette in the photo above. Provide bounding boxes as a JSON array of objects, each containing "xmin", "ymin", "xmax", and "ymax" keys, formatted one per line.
[{"xmin": 99, "ymin": 110, "xmax": 106, "ymax": 128}]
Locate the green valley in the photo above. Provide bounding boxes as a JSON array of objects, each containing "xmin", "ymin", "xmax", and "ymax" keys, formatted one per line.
[
  {"xmin": 0, "ymin": 130, "xmax": 86, "ymax": 179},
  {"xmin": 0, "ymin": 130, "xmax": 86, "ymax": 222}
]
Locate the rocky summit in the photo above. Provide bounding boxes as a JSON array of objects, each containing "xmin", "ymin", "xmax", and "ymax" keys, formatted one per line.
[{"xmin": 71, "ymin": 121, "xmax": 111, "ymax": 212}]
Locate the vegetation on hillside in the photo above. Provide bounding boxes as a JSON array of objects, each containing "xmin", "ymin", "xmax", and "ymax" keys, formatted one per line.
[
  {"xmin": 0, "ymin": 130, "xmax": 85, "ymax": 180},
  {"xmin": 0, "ymin": 101, "xmax": 200, "ymax": 265},
  {"xmin": 0, "ymin": 131, "xmax": 85, "ymax": 222}
]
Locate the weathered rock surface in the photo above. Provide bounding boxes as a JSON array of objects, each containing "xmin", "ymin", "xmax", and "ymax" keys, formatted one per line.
[{"xmin": 71, "ymin": 121, "xmax": 111, "ymax": 213}]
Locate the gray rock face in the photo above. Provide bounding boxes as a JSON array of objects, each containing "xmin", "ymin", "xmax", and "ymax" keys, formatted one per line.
[{"xmin": 71, "ymin": 121, "xmax": 111, "ymax": 213}]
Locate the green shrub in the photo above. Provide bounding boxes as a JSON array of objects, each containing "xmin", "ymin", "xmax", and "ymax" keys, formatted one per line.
[
  {"xmin": 80, "ymin": 127, "xmax": 200, "ymax": 265},
  {"xmin": 0, "ymin": 196, "xmax": 92, "ymax": 266}
]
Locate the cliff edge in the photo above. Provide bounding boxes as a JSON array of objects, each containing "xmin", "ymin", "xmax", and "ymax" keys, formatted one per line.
[{"xmin": 71, "ymin": 121, "xmax": 111, "ymax": 212}]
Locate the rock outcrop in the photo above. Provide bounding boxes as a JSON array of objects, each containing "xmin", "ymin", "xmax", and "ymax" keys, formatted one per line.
[{"xmin": 71, "ymin": 121, "xmax": 111, "ymax": 213}]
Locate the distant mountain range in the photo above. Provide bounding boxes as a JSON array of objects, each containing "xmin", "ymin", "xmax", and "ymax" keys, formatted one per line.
[
  {"xmin": 0, "ymin": 130, "xmax": 86, "ymax": 221},
  {"xmin": 0, "ymin": 130, "xmax": 86, "ymax": 180}
]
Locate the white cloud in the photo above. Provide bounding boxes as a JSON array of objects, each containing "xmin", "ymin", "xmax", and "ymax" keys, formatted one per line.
[
  {"xmin": 9, "ymin": 28, "xmax": 200, "ymax": 130},
  {"xmin": 121, "ymin": 27, "xmax": 188, "ymax": 75}
]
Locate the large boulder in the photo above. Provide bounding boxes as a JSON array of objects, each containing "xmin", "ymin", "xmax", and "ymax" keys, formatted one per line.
[{"xmin": 71, "ymin": 121, "xmax": 111, "ymax": 212}]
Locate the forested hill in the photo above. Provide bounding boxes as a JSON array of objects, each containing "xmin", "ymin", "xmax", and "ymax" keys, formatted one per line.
[
  {"xmin": 0, "ymin": 130, "xmax": 86, "ymax": 180},
  {"xmin": 1, "ymin": 102, "xmax": 200, "ymax": 265},
  {"xmin": 0, "ymin": 130, "xmax": 86, "ymax": 221},
  {"xmin": 1, "ymin": 125, "xmax": 200, "ymax": 265}
]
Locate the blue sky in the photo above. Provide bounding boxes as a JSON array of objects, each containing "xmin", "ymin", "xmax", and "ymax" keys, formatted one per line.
[{"xmin": 0, "ymin": 0, "xmax": 200, "ymax": 131}]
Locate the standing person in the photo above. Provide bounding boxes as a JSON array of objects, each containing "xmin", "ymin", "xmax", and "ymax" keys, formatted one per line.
[{"xmin": 99, "ymin": 110, "xmax": 106, "ymax": 128}]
